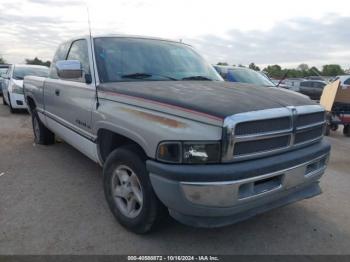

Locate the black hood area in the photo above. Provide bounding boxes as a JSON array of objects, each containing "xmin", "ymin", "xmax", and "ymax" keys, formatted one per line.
[{"xmin": 99, "ymin": 81, "xmax": 314, "ymax": 118}]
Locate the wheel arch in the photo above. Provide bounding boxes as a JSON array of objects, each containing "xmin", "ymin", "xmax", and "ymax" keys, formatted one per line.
[
  {"xmin": 96, "ymin": 126, "xmax": 151, "ymax": 164},
  {"xmin": 26, "ymin": 95, "xmax": 36, "ymax": 114}
]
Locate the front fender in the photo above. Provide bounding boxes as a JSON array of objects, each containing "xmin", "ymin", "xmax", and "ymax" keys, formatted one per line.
[{"xmin": 93, "ymin": 100, "xmax": 223, "ymax": 159}]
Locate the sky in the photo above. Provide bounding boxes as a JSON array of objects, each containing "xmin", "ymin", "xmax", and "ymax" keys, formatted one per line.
[{"xmin": 0, "ymin": 0, "xmax": 349, "ymax": 69}]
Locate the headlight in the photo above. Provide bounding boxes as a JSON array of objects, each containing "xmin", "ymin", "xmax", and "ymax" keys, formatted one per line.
[
  {"xmin": 12, "ymin": 84, "xmax": 24, "ymax": 94},
  {"xmin": 157, "ymin": 141, "xmax": 221, "ymax": 164}
]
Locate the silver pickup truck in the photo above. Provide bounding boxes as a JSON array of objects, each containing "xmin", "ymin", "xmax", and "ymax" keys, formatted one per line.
[{"xmin": 24, "ymin": 35, "xmax": 331, "ymax": 233}]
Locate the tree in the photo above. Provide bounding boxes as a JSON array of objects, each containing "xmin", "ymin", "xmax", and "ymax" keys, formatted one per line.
[
  {"xmin": 285, "ymin": 69, "xmax": 303, "ymax": 78},
  {"xmin": 308, "ymin": 66, "xmax": 321, "ymax": 77},
  {"xmin": 322, "ymin": 64, "xmax": 344, "ymax": 76},
  {"xmin": 218, "ymin": 62, "xmax": 345, "ymax": 77},
  {"xmin": 297, "ymin": 63, "xmax": 309, "ymax": 71},
  {"xmin": 249, "ymin": 62, "xmax": 260, "ymax": 71},
  {"xmin": 263, "ymin": 64, "xmax": 284, "ymax": 78},
  {"xmin": 0, "ymin": 56, "xmax": 6, "ymax": 64},
  {"xmin": 217, "ymin": 62, "xmax": 228, "ymax": 66},
  {"xmin": 25, "ymin": 57, "xmax": 51, "ymax": 67}
]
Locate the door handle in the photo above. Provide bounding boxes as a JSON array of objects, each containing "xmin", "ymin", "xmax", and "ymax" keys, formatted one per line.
[{"xmin": 55, "ymin": 89, "xmax": 60, "ymax": 96}]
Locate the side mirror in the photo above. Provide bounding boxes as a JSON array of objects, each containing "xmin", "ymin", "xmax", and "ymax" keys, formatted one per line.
[{"xmin": 56, "ymin": 60, "xmax": 83, "ymax": 79}]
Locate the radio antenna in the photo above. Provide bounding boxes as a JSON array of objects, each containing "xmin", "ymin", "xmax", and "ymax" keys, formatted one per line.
[
  {"xmin": 86, "ymin": 5, "xmax": 100, "ymax": 109},
  {"xmin": 277, "ymin": 70, "xmax": 288, "ymax": 88}
]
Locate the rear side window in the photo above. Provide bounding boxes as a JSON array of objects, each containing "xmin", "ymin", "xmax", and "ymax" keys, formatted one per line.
[
  {"xmin": 13, "ymin": 66, "xmax": 49, "ymax": 80},
  {"xmin": 49, "ymin": 42, "xmax": 70, "ymax": 79},
  {"xmin": 300, "ymin": 81, "xmax": 311, "ymax": 87},
  {"xmin": 313, "ymin": 82, "xmax": 325, "ymax": 89},
  {"xmin": 344, "ymin": 78, "xmax": 350, "ymax": 85}
]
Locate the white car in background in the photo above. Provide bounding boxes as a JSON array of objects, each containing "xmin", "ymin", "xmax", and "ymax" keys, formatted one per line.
[{"xmin": 2, "ymin": 64, "xmax": 49, "ymax": 113}]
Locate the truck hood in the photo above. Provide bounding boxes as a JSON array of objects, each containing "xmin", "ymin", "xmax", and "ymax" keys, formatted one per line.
[{"xmin": 98, "ymin": 81, "xmax": 314, "ymax": 119}]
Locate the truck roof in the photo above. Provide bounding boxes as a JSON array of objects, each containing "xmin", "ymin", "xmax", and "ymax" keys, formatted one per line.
[{"xmin": 67, "ymin": 34, "xmax": 190, "ymax": 46}]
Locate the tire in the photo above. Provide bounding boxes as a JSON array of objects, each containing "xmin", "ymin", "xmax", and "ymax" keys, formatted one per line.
[
  {"xmin": 32, "ymin": 109, "xmax": 55, "ymax": 145},
  {"xmin": 325, "ymin": 125, "xmax": 330, "ymax": 136},
  {"xmin": 330, "ymin": 124, "xmax": 339, "ymax": 131},
  {"xmin": 343, "ymin": 125, "xmax": 350, "ymax": 137},
  {"xmin": 2, "ymin": 94, "xmax": 7, "ymax": 105},
  {"xmin": 8, "ymin": 94, "xmax": 16, "ymax": 113},
  {"xmin": 103, "ymin": 145, "xmax": 166, "ymax": 234}
]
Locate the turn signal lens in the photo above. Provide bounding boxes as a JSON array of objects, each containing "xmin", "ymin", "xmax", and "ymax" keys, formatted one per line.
[{"xmin": 156, "ymin": 142, "xmax": 181, "ymax": 163}]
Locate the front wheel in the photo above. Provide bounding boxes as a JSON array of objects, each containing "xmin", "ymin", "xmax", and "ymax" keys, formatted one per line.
[
  {"xmin": 32, "ymin": 109, "xmax": 55, "ymax": 145},
  {"xmin": 343, "ymin": 125, "xmax": 350, "ymax": 137},
  {"xmin": 103, "ymin": 145, "xmax": 166, "ymax": 234}
]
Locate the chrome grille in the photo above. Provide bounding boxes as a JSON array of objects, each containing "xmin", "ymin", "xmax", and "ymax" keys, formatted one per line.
[
  {"xmin": 234, "ymin": 135, "xmax": 290, "ymax": 156},
  {"xmin": 295, "ymin": 127, "xmax": 324, "ymax": 144},
  {"xmin": 235, "ymin": 117, "xmax": 291, "ymax": 135},
  {"xmin": 296, "ymin": 112, "xmax": 325, "ymax": 127},
  {"xmin": 222, "ymin": 105, "xmax": 325, "ymax": 162}
]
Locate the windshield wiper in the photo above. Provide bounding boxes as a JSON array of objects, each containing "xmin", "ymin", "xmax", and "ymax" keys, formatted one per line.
[
  {"xmin": 121, "ymin": 73, "xmax": 178, "ymax": 81},
  {"xmin": 181, "ymin": 75, "xmax": 213, "ymax": 81}
]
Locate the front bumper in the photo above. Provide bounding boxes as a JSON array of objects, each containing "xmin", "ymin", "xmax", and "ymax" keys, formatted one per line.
[{"xmin": 147, "ymin": 140, "xmax": 331, "ymax": 227}]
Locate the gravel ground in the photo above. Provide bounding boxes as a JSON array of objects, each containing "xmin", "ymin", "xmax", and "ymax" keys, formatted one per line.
[{"xmin": 0, "ymin": 102, "xmax": 349, "ymax": 255}]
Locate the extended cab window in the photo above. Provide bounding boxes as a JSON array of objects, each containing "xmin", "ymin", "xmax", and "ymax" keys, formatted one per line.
[
  {"xmin": 49, "ymin": 42, "xmax": 70, "ymax": 79},
  {"xmin": 67, "ymin": 39, "xmax": 91, "ymax": 78}
]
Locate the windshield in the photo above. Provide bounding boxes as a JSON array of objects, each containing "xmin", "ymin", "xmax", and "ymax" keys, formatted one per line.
[
  {"xmin": 222, "ymin": 68, "xmax": 275, "ymax": 87},
  {"xmin": 13, "ymin": 66, "xmax": 49, "ymax": 80},
  {"xmin": 94, "ymin": 37, "xmax": 222, "ymax": 82}
]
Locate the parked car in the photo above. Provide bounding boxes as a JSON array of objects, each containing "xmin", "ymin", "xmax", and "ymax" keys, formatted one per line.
[
  {"xmin": 213, "ymin": 65, "xmax": 276, "ymax": 87},
  {"xmin": 2, "ymin": 64, "xmax": 49, "ymax": 112},
  {"xmin": 299, "ymin": 80, "xmax": 327, "ymax": 100},
  {"xmin": 333, "ymin": 75, "xmax": 350, "ymax": 89},
  {"xmin": 24, "ymin": 35, "xmax": 330, "ymax": 233},
  {"xmin": 0, "ymin": 64, "xmax": 10, "ymax": 96},
  {"xmin": 282, "ymin": 78, "xmax": 305, "ymax": 92}
]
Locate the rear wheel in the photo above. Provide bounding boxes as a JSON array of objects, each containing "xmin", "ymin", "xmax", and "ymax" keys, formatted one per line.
[
  {"xmin": 343, "ymin": 125, "xmax": 350, "ymax": 137},
  {"xmin": 32, "ymin": 109, "xmax": 55, "ymax": 145},
  {"xmin": 8, "ymin": 94, "xmax": 16, "ymax": 113},
  {"xmin": 2, "ymin": 94, "xmax": 7, "ymax": 105},
  {"xmin": 103, "ymin": 145, "xmax": 166, "ymax": 234}
]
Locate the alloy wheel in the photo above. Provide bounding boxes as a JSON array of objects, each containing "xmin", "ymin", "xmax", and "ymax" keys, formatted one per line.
[{"xmin": 111, "ymin": 165, "xmax": 143, "ymax": 218}]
